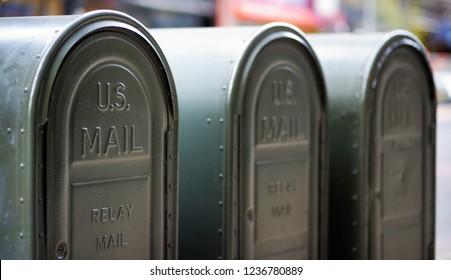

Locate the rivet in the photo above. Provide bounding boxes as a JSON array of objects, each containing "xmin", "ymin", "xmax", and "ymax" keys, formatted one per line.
[
  {"xmin": 352, "ymin": 142, "xmax": 359, "ymax": 149},
  {"xmin": 24, "ymin": 87, "xmax": 28, "ymax": 93},
  {"xmin": 36, "ymin": 54, "xmax": 41, "ymax": 59},
  {"xmin": 206, "ymin": 117, "xmax": 211, "ymax": 124},
  {"xmin": 19, "ymin": 197, "xmax": 24, "ymax": 204},
  {"xmin": 39, "ymin": 233, "xmax": 44, "ymax": 238},
  {"xmin": 219, "ymin": 118, "xmax": 224, "ymax": 124},
  {"xmin": 352, "ymin": 220, "xmax": 358, "ymax": 226},
  {"xmin": 20, "ymin": 163, "xmax": 24, "ymax": 169},
  {"xmin": 19, "ymin": 232, "xmax": 24, "ymax": 238},
  {"xmin": 354, "ymin": 92, "xmax": 360, "ymax": 99},
  {"xmin": 218, "ymin": 228, "xmax": 223, "ymax": 235},
  {"xmin": 167, "ymin": 243, "xmax": 172, "ymax": 249},
  {"xmin": 371, "ymin": 79, "xmax": 377, "ymax": 90},
  {"xmin": 218, "ymin": 256, "xmax": 223, "ymax": 260},
  {"xmin": 218, "ymin": 201, "xmax": 223, "ymax": 207},
  {"xmin": 222, "ymin": 85, "xmax": 227, "ymax": 90},
  {"xmin": 352, "ymin": 246, "xmax": 358, "ymax": 252},
  {"xmin": 219, "ymin": 173, "xmax": 223, "ymax": 179},
  {"xmin": 219, "ymin": 145, "xmax": 224, "ymax": 151},
  {"xmin": 352, "ymin": 169, "xmax": 358, "ymax": 175},
  {"xmin": 7, "ymin": 128, "xmax": 11, "ymax": 134},
  {"xmin": 20, "ymin": 128, "xmax": 24, "ymax": 134},
  {"xmin": 352, "ymin": 195, "xmax": 358, "ymax": 201}
]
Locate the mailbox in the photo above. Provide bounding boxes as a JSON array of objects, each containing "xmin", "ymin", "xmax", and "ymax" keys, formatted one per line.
[
  {"xmin": 310, "ymin": 31, "xmax": 436, "ymax": 259},
  {"xmin": 153, "ymin": 24, "xmax": 327, "ymax": 260},
  {"xmin": 0, "ymin": 11, "xmax": 178, "ymax": 259}
]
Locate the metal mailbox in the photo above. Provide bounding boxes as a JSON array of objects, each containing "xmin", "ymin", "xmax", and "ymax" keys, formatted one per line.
[
  {"xmin": 152, "ymin": 24, "xmax": 327, "ymax": 259},
  {"xmin": 0, "ymin": 10, "xmax": 178, "ymax": 259},
  {"xmin": 309, "ymin": 31, "xmax": 436, "ymax": 259}
]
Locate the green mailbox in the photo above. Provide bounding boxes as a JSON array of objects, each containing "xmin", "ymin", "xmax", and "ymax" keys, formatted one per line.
[
  {"xmin": 0, "ymin": 11, "xmax": 178, "ymax": 259},
  {"xmin": 153, "ymin": 24, "xmax": 328, "ymax": 260},
  {"xmin": 310, "ymin": 31, "xmax": 436, "ymax": 259}
]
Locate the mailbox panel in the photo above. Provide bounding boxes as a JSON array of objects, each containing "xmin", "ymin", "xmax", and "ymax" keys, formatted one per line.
[
  {"xmin": 242, "ymin": 40, "xmax": 322, "ymax": 259},
  {"xmin": 310, "ymin": 31, "xmax": 435, "ymax": 259},
  {"xmin": 376, "ymin": 47, "xmax": 429, "ymax": 260},
  {"xmin": 0, "ymin": 11, "xmax": 177, "ymax": 259},
  {"xmin": 47, "ymin": 31, "xmax": 168, "ymax": 260},
  {"xmin": 152, "ymin": 24, "xmax": 327, "ymax": 259}
]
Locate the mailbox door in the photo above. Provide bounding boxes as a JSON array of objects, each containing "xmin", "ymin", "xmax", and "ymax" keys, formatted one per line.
[
  {"xmin": 46, "ymin": 30, "xmax": 171, "ymax": 259},
  {"xmin": 372, "ymin": 46, "xmax": 434, "ymax": 259},
  {"xmin": 240, "ymin": 37, "xmax": 324, "ymax": 259}
]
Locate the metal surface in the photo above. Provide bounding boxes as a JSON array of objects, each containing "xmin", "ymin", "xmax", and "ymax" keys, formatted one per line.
[
  {"xmin": 152, "ymin": 24, "xmax": 327, "ymax": 260},
  {"xmin": 0, "ymin": 10, "xmax": 178, "ymax": 259},
  {"xmin": 310, "ymin": 31, "xmax": 436, "ymax": 259}
]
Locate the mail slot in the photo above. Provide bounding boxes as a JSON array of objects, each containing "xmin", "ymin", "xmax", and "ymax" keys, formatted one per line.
[
  {"xmin": 153, "ymin": 24, "xmax": 327, "ymax": 259},
  {"xmin": 309, "ymin": 31, "xmax": 436, "ymax": 259},
  {"xmin": 0, "ymin": 10, "xmax": 178, "ymax": 259}
]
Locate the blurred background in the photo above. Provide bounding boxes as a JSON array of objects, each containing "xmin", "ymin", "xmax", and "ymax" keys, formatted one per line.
[{"xmin": 1, "ymin": 0, "xmax": 450, "ymax": 259}]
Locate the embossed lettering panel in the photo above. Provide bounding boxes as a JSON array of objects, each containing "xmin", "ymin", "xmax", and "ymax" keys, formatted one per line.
[
  {"xmin": 47, "ymin": 32, "xmax": 166, "ymax": 259},
  {"xmin": 69, "ymin": 64, "xmax": 152, "ymax": 258},
  {"xmin": 72, "ymin": 65, "xmax": 148, "ymax": 162},
  {"xmin": 382, "ymin": 72, "xmax": 422, "ymax": 135},
  {"xmin": 380, "ymin": 69, "xmax": 424, "ymax": 259},
  {"xmin": 382, "ymin": 149, "xmax": 422, "ymax": 218},
  {"xmin": 256, "ymin": 67, "xmax": 309, "ymax": 145},
  {"xmin": 254, "ymin": 66, "xmax": 310, "ymax": 259},
  {"xmin": 255, "ymin": 160, "xmax": 309, "ymax": 259},
  {"xmin": 71, "ymin": 177, "xmax": 149, "ymax": 259}
]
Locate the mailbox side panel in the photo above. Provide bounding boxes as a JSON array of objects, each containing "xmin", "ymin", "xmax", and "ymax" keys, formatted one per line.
[
  {"xmin": 152, "ymin": 27, "xmax": 257, "ymax": 259},
  {"xmin": 310, "ymin": 32, "xmax": 436, "ymax": 259},
  {"xmin": 310, "ymin": 34, "xmax": 380, "ymax": 259},
  {"xmin": 370, "ymin": 34, "xmax": 436, "ymax": 260},
  {"xmin": 0, "ymin": 16, "xmax": 76, "ymax": 259}
]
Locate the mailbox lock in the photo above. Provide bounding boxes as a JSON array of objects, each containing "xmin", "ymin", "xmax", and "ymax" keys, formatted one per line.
[
  {"xmin": 56, "ymin": 243, "xmax": 67, "ymax": 259},
  {"xmin": 246, "ymin": 209, "xmax": 254, "ymax": 224}
]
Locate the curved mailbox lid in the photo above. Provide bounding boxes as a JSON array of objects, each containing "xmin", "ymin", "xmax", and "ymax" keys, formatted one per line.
[
  {"xmin": 153, "ymin": 23, "xmax": 327, "ymax": 260},
  {"xmin": 0, "ymin": 10, "xmax": 177, "ymax": 259},
  {"xmin": 310, "ymin": 31, "xmax": 436, "ymax": 259}
]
